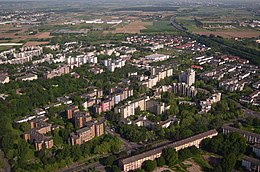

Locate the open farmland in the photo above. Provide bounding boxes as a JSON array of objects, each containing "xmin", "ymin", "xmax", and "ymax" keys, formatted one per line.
[
  {"xmin": 142, "ymin": 21, "xmax": 179, "ymax": 33},
  {"xmin": 110, "ymin": 20, "xmax": 152, "ymax": 34}
]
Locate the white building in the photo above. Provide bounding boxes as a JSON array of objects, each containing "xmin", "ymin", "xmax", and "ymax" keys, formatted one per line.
[{"xmin": 145, "ymin": 54, "xmax": 170, "ymax": 62}]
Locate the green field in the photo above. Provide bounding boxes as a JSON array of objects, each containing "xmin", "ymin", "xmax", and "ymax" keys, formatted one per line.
[{"xmin": 141, "ymin": 21, "xmax": 179, "ymax": 33}]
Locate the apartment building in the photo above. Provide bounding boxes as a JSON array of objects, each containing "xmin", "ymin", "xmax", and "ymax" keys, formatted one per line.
[
  {"xmin": 114, "ymin": 97, "xmax": 148, "ymax": 118},
  {"xmin": 66, "ymin": 105, "xmax": 79, "ymax": 119},
  {"xmin": 145, "ymin": 54, "xmax": 170, "ymax": 62},
  {"xmin": 172, "ymin": 83, "xmax": 197, "ymax": 97},
  {"xmin": 23, "ymin": 117, "xmax": 54, "ymax": 151},
  {"xmin": 200, "ymin": 93, "xmax": 221, "ymax": 113},
  {"xmin": 66, "ymin": 55, "xmax": 98, "ymax": 68},
  {"xmin": 73, "ymin": 111, "xmax": 92, "ymax": 129},
  {"xmin": 69, "ymin": 118, "xmax": 105, "ymax": 145},
  {"xmin": 146, "ymin": 99, "xmax": 170, "ymax": 115},
  {"xmin": 142, "ymin": 68, "xmax": 173, "ymax": 89},
  {"xmin": 119, "ymin": 129, "xmax": 218, "ymax": 171},
  {"xmin": 87, "ymin": 87, "xmax": 133, "ymax": 114},
  {"xmin": 253, "ymin": 144, "xmax": 260, "ymax": 158},
  {"xmin": 223, "ymin": 125, "xmax": 260, "ymax": 143},
  {"xmin": 104, "ymin": 58, "xmax": 126, "ymax": 72},
  {"xmin": 5, "ymin": 46, "xmax": 43, "ymax": 64},
  {"xmin": 219, "ymin": 79, "xmax": 246, "ymax": 92},
  {"xmin": 179, "ymin": 68, "xmax": 196, "ymax": 86},
  {"xmin": 242, "ymin": 156, "xmax": 260, "ymax": 172},
  {"xmin": 45, "ymin": 65, "xmax": 70, "ymax": 79}
]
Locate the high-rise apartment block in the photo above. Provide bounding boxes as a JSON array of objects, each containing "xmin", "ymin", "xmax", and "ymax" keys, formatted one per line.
[{"xmin": 179, "ymin": 68, "xmax": 196, "ymax": 86}]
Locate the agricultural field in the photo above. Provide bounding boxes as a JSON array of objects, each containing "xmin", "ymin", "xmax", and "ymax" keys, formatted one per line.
[
  {"xmin": 109, "ymin": 20, "xmax": 152, "ymax": 34},
  {"xmin": 176, "ymin": 7, "xmax": 260, "ymax": 38}
]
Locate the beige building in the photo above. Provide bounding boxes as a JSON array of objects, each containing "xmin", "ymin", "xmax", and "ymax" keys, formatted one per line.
[
  {"xmin": 115, "ymin": 97, "xmax": 148, "ymax": 118},
  {"xmin": 119, "ymin": 129, "xmax": 218, "ymax": 171},
  {"xmin": 142, "ymin": 68, "xmax": 173, "ymax": 89}
]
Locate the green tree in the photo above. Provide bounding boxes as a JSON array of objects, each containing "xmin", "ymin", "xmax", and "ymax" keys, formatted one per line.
[
  {"xmin": 156, "ymin": 156, "xmax": 166, "ymax": 167},
  {"xmin": 221, "ymin": 153, "xmax": 237, "ymax": 172},
  {"xmin": 111, "ymin": 165, "xmax": 121, "ymax": 172},
  {"xmin": 142, "ymin": 160, "xmax": 157, "ymax": 172},
  {"xmin": 178, "ymin": 148, "xmax": 192, "ymax": 161},
  {"xmin": 162, "ymin": 147, "xmax": 178, "ymax": 167}
]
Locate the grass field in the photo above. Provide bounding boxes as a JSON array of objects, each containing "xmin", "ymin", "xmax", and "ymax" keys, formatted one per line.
[{"xmin": 141, "ymin": 21, "xmax": 179, "ymax": 33}]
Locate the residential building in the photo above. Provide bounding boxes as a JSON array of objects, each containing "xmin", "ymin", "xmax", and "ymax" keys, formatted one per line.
[
  {"xmin": 16, "ymin": 73, "xmax": 38, "ymax": 81},
  {"xmin": 146, "ymin": 99, "xmax": 170, "ymax": 115},
  {"xmin": 145, "ymin": 54, "xmax": 170, "ymax": 62},
  {"xmin": 242, "ymin": 156, "xmax": 260, "ymax": 172},
  {"xmin": 23, "ymin": 117, "xmax": 54, "ymax": 151},
  {"xmin": 253, "ymin": 144, "xmax": 260, "ymax": 158},
  {"xmin": 115, "ymin": 97, "xmax": 148, "ymax": 118},
  {"xmin": 172, "ymin": 83, "xmax": 197, "ymax": 97},
  {"xmin": 66, "ymin": 105, "xmax": 79, "ymax": 119},
  {"xmin": 45, "ymin": 65, "xmax": 70, "ymax": 79},
  {"xmin": 223, "ymin": 125, "xmax": 260, "ymax": 143},
  {"xmin": 69, "ymin": 118, "xmax": 105, "ymax": 145},
  {"xmin": 200, "ymin": 93, "xmax": 221, "ymax": 113},
  {"xmin": 119, "ymin": 130, "xmax": 218, "ymax": 171},
  {"xmin": 104, "ymin": 58, "xmax": 126, "ymax": 72},
  {"xmin": 142, "ymin": 68, "xmax": 173, "ymax": 89},
  {"xmin": 73, "ymin": 111, "xmax": 92, "ymax": 129},
  {"xmin": 179, "ymin": 68, "xmax": 195, "ymax": 86}
]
